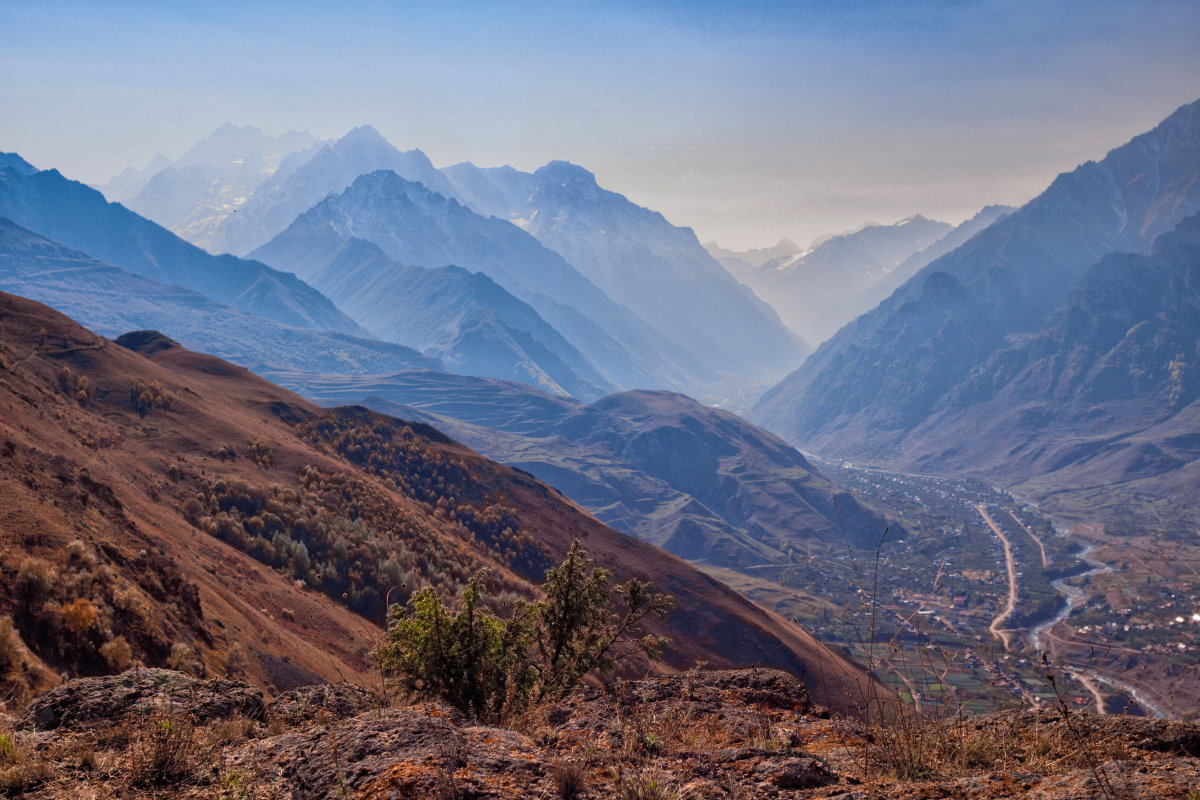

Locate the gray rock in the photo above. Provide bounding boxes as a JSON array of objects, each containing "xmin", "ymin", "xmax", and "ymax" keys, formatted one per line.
[
  {"xmin": 18, "ymin": 668, "xmax": 265, "ymax": 730},
  {"xmin": 753, "ymin": 754, "xmax": 837, "ymax": 789}
]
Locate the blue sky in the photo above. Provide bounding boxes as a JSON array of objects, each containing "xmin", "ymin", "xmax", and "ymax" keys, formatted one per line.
[{"xmin": 2, "ymin": 0, "xmax": 1198, "ymax": 248}]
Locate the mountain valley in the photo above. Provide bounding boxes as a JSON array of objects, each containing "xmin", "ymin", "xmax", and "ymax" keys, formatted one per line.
[{"xmin": 0, "ymin": 290, "xmax": 875, "ymax": 714}]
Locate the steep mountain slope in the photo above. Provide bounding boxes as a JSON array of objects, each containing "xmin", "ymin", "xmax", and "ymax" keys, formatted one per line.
[
  {"xmin": 276, "ymin": 234, "xmax": 614, "ymax": 399},
  {"xmin": 744, "ymin": 215, "xmax": 953, "ymax": 344},
  {"xmin": 754, "ymin": 98, "xmax": 1200, "ymax": 461},
  {"xmin": 0, "ymin": 217, "xmax": 439, "ymax": 375},
  {"xmin": 443, "ymin": 160, "xmax": 809, "ymax": 380},
  {"xmin": 206, "ymin": 125, "xmax": 458, "ymax": 256},
  {"xmin": 252, "ymin": 170, "xmax": 716, "ymax": 393},
  {"xmin": 0, "ymin": 290, "xmax": 874, "ymax": 712},
  {"xmin": 842, "ymin": 205, "xmax": 1014, "ymax": 327},
  {"xmin": 900, "ymin": 213, "xmax": 1200, "ymax": 531},
  {"xmin": 260, "ymin": 369, "xmax": 897, "ymax": 569},
  {"xmin": 122, "ymin": 124, "xmax": 321, "ymax": 251},
  {"xmin": 0, "ymin": 155, "xmax": 365, "ymax": 336}
]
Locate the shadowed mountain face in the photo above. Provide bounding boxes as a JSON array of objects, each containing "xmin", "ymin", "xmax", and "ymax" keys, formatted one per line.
[
  {"xmin": 261, "ymin": 233, "xmax": 615, "ymax": 400},
  {"xmin": 898, "ymin": 212, "xmax": 1200, "ymax": 532},
  {"xmin": 753, "ymin": 99, "xmax": 1200, "ymax": 467},
  {"xmin": 252, "ymin": 169, "xmax": 717, "ymax": 394},
  {"xmin": 0, "ymin": 290, "xmax": 874, "ymax": 712},
  {"xmin": 0, "ymin": 155, "xmax": 364, "ymax": 337},
  {"xmin": 838, "ymin": 205, "xmax": 1014, "ymax": 334},
  {"xmin": 261, "ymin": 369, "xmax": 898, "ymax": 569},
  {"xmin": 443, "ymin": 160, "xmax": 810, "ymax": 381},
  {"xmin": 0, "ymin": 217, "xmax": 439, "ymax": 375}
]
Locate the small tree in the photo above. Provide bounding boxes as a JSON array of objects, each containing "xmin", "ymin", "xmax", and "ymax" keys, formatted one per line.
[
  {"xmin": 375, "ymin": 574, "xmax": 535, "ymax": 720},
  {"xmin": 375, "ymin": 540, "xmax": 675, "ymax": 721},
  {"xmin": 532, "ymin": 540, "xmax": 675, "ymax": 702}
]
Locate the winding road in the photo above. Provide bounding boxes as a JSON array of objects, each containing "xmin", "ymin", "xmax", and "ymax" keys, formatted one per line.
[{"xmin": 974, "ymin": 503, "xmax": 1019, "ymax": 652}]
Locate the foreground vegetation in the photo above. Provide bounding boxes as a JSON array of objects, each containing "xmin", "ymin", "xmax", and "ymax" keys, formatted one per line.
[
  {"xmin": 376, "ymin": 540, "xmax": 675, "ymax": 722},
  {"xmin": 2, "ymin": 665, "xmax": 1197, "ymax": 799}
]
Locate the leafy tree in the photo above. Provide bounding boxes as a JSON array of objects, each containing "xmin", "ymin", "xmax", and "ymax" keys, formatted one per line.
[{"xmin": 375, "ymin": 540, "xmax": 675, "ymax": 721}]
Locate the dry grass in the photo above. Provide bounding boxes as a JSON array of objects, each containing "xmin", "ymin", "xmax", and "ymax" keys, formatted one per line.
[
  {"xmin": 0, "ymin": 727, "xmax": 54, "ymax": 796},
  {"xmin": 858, "ymin": 709, "xmax": 1136, "ymax": 782},
  {"xmin": 551, "ymin": 761, "xmax": 588, "ymax": 800},
  {"xmin": 609, "ymin": 766, "xmax": 682, "ymax": 800},
  {"xmin": 126, "ymin": 711, "xmax": 208, "ymax": 788}
]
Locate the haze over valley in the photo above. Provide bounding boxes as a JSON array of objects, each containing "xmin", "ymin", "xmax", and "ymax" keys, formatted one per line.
[{"xmin": 2, "ymin": 2, "xmax": 1200, "ymax": 797}]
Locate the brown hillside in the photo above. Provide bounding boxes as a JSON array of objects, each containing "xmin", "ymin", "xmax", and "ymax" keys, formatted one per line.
[{"xmin": 0, "ymin": 291, "xmax": 874, "ymax": 713}]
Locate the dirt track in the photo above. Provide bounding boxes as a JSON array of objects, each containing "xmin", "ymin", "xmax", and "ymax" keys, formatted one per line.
[{"xmin": 974, "ymin": 503, "xmax": 1018, "ymax": 652}]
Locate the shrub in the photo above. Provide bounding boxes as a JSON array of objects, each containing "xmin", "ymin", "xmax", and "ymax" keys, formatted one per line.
[
  {"xmin": 15, "ymin": 559, "xmax": 56, "ymax": 606},
  {"xmin": 0, "ymin": 618, "xmax": 20, "ymax": 676},
  {"xmin": 552, "ymin": 762, "xmax": 588, "ymax": 800},
  {"xmin": 166, "ymin": 643, "xmax": 204, "ymax": 677},
  {"xmin": 100, "ymin": 636, "xmax": 133, "ymax": 672},
  {"xmin": 532, "ymin": 542, "xmax": 674, "ymax": 701},
  {"xmin": 57, "ymin": 367, "xmax": 90, "ymax": 404},
  {"xmin": 247, "ymin": 439, "xmax": 274, "ymax": 468},
  {"xmin": 376, "ymin": 541, "xmax": 675, "ymax": 722},
  {"xmin": 0, "ymin": 729, "xmax": 53, "ymax": 795},
  {"xmin": 130, "ymin": 379, "xmax": 173, "ymax": 416},
  {"xmin": 60, "ymin": 598, "xmax": 99, "ymax": 635},
  {"xmin": 611, "ymin": 768, "xmax": 681, "ymax": 800}
]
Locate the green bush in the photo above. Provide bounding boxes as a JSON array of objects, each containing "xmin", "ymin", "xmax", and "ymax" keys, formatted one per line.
[{"xmin": 376, "ymin": 541, "xmax": 675, "ymax": 722}]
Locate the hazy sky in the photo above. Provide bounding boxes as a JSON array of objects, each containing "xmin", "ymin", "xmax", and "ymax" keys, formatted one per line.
[{"xmin": 3, "ymin": 0, "xmax": 1198, "ymax": 249}]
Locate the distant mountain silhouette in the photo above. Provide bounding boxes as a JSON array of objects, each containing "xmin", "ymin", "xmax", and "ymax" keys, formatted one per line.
[
  {"xmin": 737, "ymin": 215, "xmax": 954, "ymax": 344},
  {"xmin": 119, "ymin": 124, "xmax": 321, "ymax": 252},
  {"xmin": 205, "ymin": 125, "xmax": 458, "ymax": 255},
  {"xmin": 0, "ymin": 155, "xmax": 364, "ymax": 336},
  {"xmin": 444, "ymin": 159, "xmax": 809, "ymax": 381},
  {"xmin": 254, "ymin": 231, "xmax": 614, "ymax": 399},
  {"xmin": 252, "ymin": 169, "xmax": 716, "ymax": 394},
  {"xmin": 0, "ymin": 216, "xmax": 438, "ymax": 375}
]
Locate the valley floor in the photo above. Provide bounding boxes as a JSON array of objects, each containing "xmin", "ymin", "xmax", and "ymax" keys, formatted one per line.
[{"xmin": 699, "ymin": 460, "xmax": 1200, "ymax": 722}]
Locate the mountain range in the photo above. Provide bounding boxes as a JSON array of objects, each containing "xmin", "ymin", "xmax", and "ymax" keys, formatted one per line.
[
  {"xmin": 250, "ymin": 168, "xmax": 715, "ymax": 395},
  {"xmin": 0, "ymin": 217, "xmax": 438, "ymax": 376},
  {"xmin": 443, "ymin": 159, "xmax": 809, "ymax": 381},
  {"xmin": 901, "ymin": 212, "xmax": 1200, "ymax": 531},
  {"xmin": 715, "ymin": 210, "xmax": 1014, "ymax": 345},
  {"xmin": 753, "ymin": 97, "xmax": 1200, "ymax": 528},
  {"xmin": 102, "ymin": 125, "xmax": 807, "ymax": 401},
  {"xmin": 205, "ymin": 125, "xmax": 457, "ymax": 257},
  {"xmin": 705, "ymin": 237, "xmax": 804, "ymax": 278},
  {"xmin": 264, "ymin": 232, "xmax": 615, "ymax": 399},
  {"xmin": 119, "ymin": 124, "xmax": 322, "ymax": 251}
]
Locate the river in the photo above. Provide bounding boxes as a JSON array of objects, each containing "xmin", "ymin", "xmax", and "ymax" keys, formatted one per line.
[
  {"xmin": 1030, "ymin": 542, "xmax": 1112, "ymax": 650},
  {"xmin": 1027, "ymin": 542, "xmax": 1170, "ymax": 718}
]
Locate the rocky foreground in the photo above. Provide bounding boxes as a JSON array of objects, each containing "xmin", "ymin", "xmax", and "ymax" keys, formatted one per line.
[{"xmin": 2, "ymin": 668, "xmax": 1199, "ymax": 799}]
